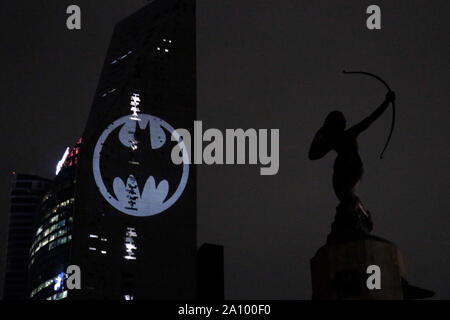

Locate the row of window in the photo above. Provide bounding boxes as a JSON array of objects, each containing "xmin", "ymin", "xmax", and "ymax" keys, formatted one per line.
[
  {"xmin": 33, "ymin": 203, "xmax": 74, "ymax": 251},
  {"xmin": 101, "ymin": 88, "xmax": 117, "ymax": 98},
  {"xmin": 41, "ymin": 192, "xmax": 51, "ymax": 203},
  {"xmin": 49, "ymin": 212, "xmax": 64, "ymax": 224},
  {"xmin": 50, "ymin": 198, "xmax": 74, "ymax": 216},
  {"xmin": 89, "ymin": 234, "xmax": 108, "ymax": 242},
  {"xmin": 29, "ymin": 235, "xmax": 72, "ymax": 268},
  {"xmin": 30, "ymin": 223, "xmax": 72, "ymax": 259},
  {"xmin": 48, "ymin": 234, "xmax": 71, "ymax": 251},
  {"xmin": 42, "ymin": 197, "xmax": 74, "ymax": 220},
  {"xmin": 88, "ymin": 247, "xmax": 107, "ymax": 255},
  {"xmin": 36, "ymin": 211, "xmax": 65, "ymax": 237},
  {"xmin": 110, "ymin": 50, "xmax": 133, "ymax": 65},
  {"xmin": 31, "ymin": 218, "xmax": 69, "ymax": 255},
  {"xmin": 30, "ymin": 277, "xmax": 54, "ymax": 298}
]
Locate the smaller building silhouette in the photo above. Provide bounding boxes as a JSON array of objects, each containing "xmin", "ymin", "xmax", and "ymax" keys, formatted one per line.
[
  {"xmin": 27, "ymin": 139, "xmax": 80, "ymax": 300},
  {"xmin": 198, "ymin": 243, "xmax": 224, "ymax": 300}
]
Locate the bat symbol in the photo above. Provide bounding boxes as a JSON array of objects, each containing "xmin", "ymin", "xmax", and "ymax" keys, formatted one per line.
[{"xmin": 93, "ymin": 115, "xmax": 189, "ymax": 217}]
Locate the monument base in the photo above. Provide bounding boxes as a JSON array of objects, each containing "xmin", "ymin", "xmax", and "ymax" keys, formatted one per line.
[{"xmin": 310, "ymin": 237, "xmax": 407, "ymax": 300}]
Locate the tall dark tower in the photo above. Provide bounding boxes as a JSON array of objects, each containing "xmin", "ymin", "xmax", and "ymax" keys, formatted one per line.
[
  {"xmin": 2, "ymin": 173, "xmax": 50, "ymax": 300},
  {"xmin": 71, "ymin": 0, "xmax": 196, "ymax": 299},
  {"xmin": 26, "ymin": 0, "xmax": 196, "ymax": 301},
  {"xmin": 28, "ymin": 139, "xmax": 80, "ymax": 300}
]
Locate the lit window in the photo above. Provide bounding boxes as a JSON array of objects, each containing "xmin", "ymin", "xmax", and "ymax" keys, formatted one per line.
[
  {"xmin": 46, "ymin": 290, "xmax": 68, "ymax": 300},
  {"xmin": 124, "ymin": 227, "xmax": 137, "ymax": 260},
  {"xmin": 50, "ymin": 214, "xmax": 59, "ymax": 223},
  {"xmin": 30, "ymin": 271, "xmax": 66, "ymax": 298},
  {"xmin": 56, "ymin": 147, "xmax": 70, "ymax": 175},
  {"xmin": 53, "ymin": 272, "xmax": 64, "ymax": 291}
]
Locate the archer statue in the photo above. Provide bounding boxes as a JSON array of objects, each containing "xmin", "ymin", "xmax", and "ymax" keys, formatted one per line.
[{"xmin": 309, "ymin": 71, "xmax": 396, "ymax": 243}]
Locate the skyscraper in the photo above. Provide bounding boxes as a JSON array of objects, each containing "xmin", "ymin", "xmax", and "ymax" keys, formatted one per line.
[
  {"xmin": 2, "ymin": 173, "xmax": 50, "ymax": 300},
  {"xmin": 27, "ymin": 0, "xmax": 197, "ymax": 300}
]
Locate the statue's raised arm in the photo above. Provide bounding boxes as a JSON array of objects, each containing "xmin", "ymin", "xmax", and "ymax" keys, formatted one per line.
[{"xmin": 347, "ymin": 91, "xmax": 396, "ymax": 137}]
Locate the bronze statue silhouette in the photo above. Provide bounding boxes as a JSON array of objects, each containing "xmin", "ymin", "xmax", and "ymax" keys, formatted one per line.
[
  {"xmin": 309, "ymin": 91, "xmax": 396, "ymax": 242},
  {"xmin": 308, "ymin": 87, "xmax": 435, "ymax": 298}
]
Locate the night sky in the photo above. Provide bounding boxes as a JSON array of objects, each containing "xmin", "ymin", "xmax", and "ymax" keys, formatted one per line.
[{"xmin": 0, "ymin": 0, "xmax": 449, "ymax": 299}]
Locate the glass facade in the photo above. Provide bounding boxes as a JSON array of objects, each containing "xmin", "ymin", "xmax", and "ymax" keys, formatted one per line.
[
  {"xmin": 27, "ymin": 139, "xmax": 80, "ymax": 300},
  {"xmin": 2, "ymin": 174, "xmax": 51, "ymax": 300}
]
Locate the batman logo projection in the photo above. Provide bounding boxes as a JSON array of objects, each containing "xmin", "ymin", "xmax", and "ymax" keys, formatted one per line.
[{"xmin": 92, "ymin": 114, "xmax": 189, "ymax": 217}]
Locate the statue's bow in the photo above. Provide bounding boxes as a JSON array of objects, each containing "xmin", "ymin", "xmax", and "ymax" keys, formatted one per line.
[{"xmin": 343, "ymin": 70, "xmax": 395, "ymax": 159}]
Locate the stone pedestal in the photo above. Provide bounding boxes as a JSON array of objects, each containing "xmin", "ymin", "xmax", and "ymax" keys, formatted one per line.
[{"xmin": 310, "ymin": 237, "xmax": 407, "ymax": 300}]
